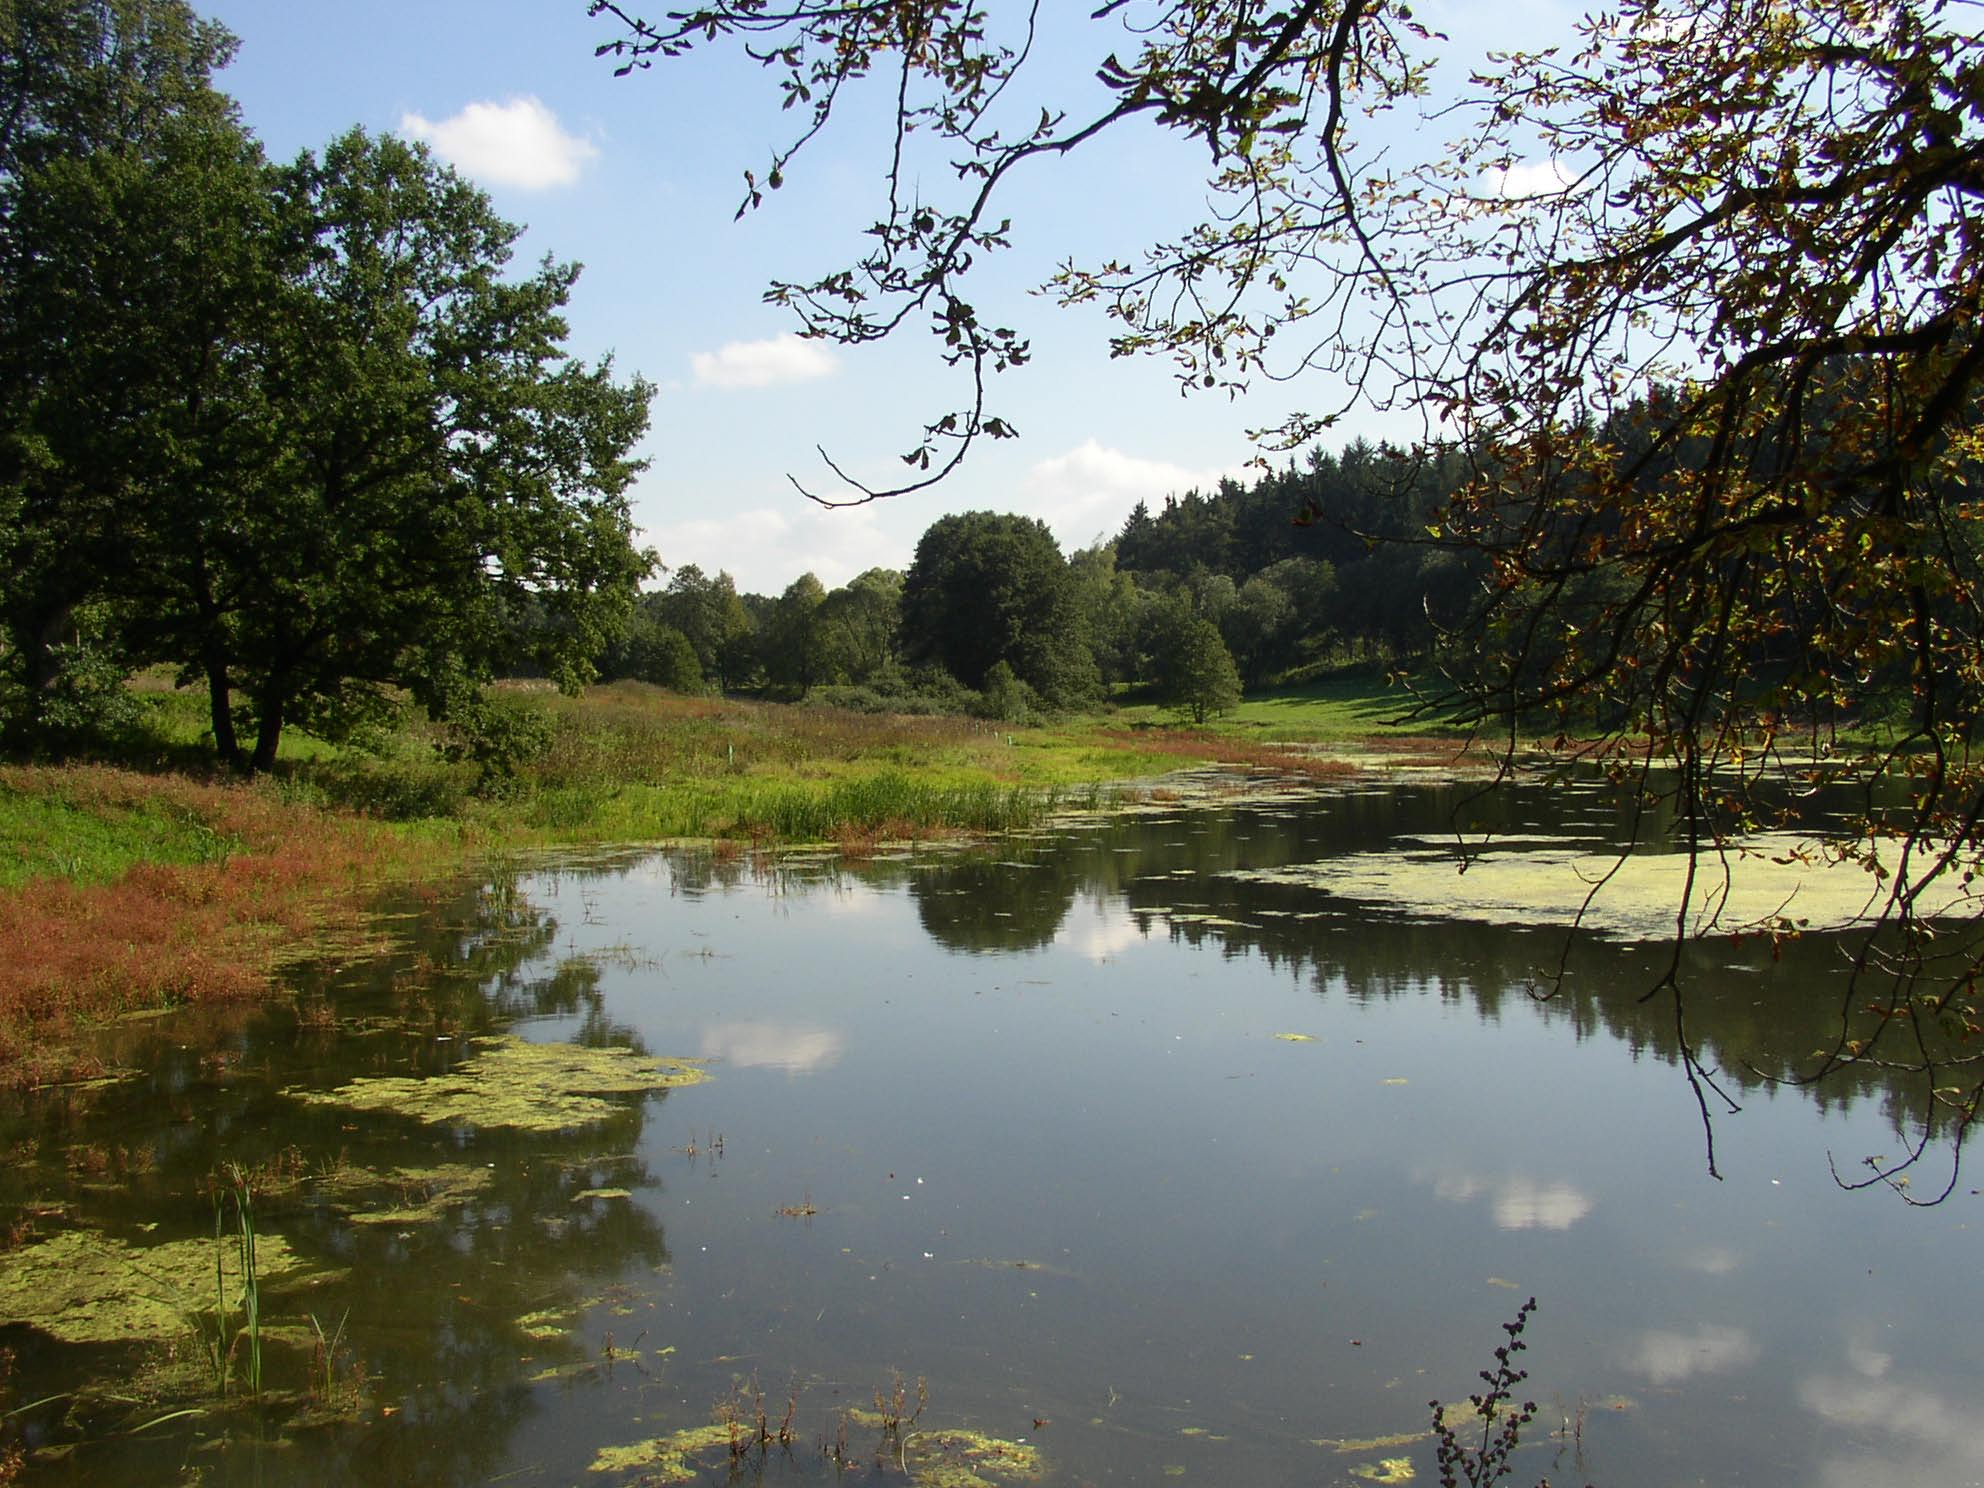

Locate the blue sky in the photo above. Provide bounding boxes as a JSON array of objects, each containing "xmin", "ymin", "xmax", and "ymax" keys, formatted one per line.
[{"xmin": 195, "ymin": 0, "xmax": 1543, "ymax": 596}]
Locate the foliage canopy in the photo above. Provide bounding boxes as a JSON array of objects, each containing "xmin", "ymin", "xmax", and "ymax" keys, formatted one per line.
[
  {"xmin": 2, "ymin": 4, "xmax": 653, "ymax": 769},
  {"xmin": 902, "ymin": 510, "xmax": 1099, "ymax": 705},
  {"xmin": 591, "ymin": 0, "xmax": 1984, "ymax": 1189}
]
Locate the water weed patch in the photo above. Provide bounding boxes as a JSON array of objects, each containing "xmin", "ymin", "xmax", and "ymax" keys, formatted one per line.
[
  {"xmin": 292, "ymin": 1035, "xmax": 709, "ymax": 1133},
  {"xmin": 0, "ymin": 1226, "xmax": 322, "ymax": 1347}
]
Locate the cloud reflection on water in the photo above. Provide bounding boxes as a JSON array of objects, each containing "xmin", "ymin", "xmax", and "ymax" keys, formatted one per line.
[
  {"xmin": 1796, "ymin": 1359, "xmax": 1984, "ymax": 1488},
  {"xmin": 1430, "ymin": 1172, "xmax": 1595, "ymax": 1230},
  {"xmin": 1053, "ymin": 898, "xmax": 1149, "ymax": 963},
  {"xmin": 1628, "ymin": 1324, "xmax": 1759, "ymax": 1384},
  {"xmin": 699, "ymin": 1021, "xmax": 847, "ymax": 1074}
]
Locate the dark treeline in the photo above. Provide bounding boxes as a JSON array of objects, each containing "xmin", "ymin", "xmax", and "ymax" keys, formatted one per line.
[{"xmin": 596, "ymin": 440, "xmax": 1482, "ymax": 721}]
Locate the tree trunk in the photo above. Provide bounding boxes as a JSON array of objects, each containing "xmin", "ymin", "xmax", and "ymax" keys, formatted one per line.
[
  {"xmin": 206, "ymin": 656, "xmax": 246, "ymax": 773},
  {"xmin": 249, "ymin": 696, "xmax": 283, "ymax": 774},
  {"xmin": 14, "ymin": 602, "xmax": 75, "ymax": 695}
]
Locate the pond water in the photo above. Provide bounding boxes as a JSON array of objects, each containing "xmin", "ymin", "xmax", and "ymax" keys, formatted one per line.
[{"xmin": 3, "ymin": 771, "xmax": 1981, "ymax": 1487}]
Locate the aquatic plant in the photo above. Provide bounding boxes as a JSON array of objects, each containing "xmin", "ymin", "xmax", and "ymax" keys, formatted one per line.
[
  {"xmin": 293, "ymin": 1035, "xmax": 708, "ymax": 1133},
  {"xmin": 0, "ymin": 1347, "xmax": 23, "ymax": 1485},
  {"xmin": 710, "ymin": 1375, "xmax": 800, "ymax": 1462},
  {"xmin": 307, "ymin": 1309, "xmax": 355, "ymax": 1411},
  {"xmin": 724, "ymin": 771, "xmax": 1050, "ymax": 843},
  {"xmin": 1429, "ymin": 1298, "xmax": 1551, "ymax": 1488},
  {"xmin": 196, "ymin": 1166, "xmax": 262, "ymax": 1398},
  {"xmin": 874, "ymin": 1372, "xmax": 927, "ymax": 1440}
]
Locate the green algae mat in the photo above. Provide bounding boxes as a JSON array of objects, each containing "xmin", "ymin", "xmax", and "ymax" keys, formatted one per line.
[
  {"xmin": 291, "ymin": 1034, "xmax": 709, "ymax": 1132},
  {"xmin": 0, "ymin": 1227, "xmax": 326, "ymax": 1345},
  {"xmin": 1223, "ymin": 830, "xmax": 1982, "ymax": 940}
]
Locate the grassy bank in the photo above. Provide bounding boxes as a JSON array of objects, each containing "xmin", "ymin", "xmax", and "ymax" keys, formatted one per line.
[
  {"xmin": 1, "ymin": 675, "xmax": 1455, "ymax": 1083},
  {"xmin": 0, "ymin": 764, "xmax": 470, "ymax": 1084}
]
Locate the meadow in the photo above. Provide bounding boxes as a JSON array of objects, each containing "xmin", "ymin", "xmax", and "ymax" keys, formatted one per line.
[{"xmin": 0, "ymin": 674, "xmax": 1462, "ymax": 1083}]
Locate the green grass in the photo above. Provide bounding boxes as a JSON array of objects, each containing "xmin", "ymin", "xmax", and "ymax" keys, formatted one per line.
[
  {"xmin": 1107, "ymin": 671, "xmax": 1467, "ymax": 743},
  {"xmin": 1, "ymin": 670, "xmax": 1461, "ymax": 892},
  {"xmin": 0, "ymin": 776, "xmax": 238, "ymax": 889}
]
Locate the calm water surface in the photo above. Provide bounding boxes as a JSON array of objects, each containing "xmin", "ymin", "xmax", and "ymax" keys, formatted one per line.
[{"xmin": 3, "ymin": 773, "xmax": 1979, "ymax": 1487}]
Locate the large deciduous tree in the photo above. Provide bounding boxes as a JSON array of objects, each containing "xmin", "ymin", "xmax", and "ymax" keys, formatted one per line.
[
  {"xmin": 0, "ymin": 0, "xmax": 237, "ymax": 180},
  {"xmin": 592, "ymin": 0, "xmax": 1984, "ymax": 1186},
  {"xmin": 2, "ymin": 22, "xmax": 653, "ymax": 770},
  {"xmin": 145, "ymin": 128, "xmax": 652, "ymax": 771},
  {"xmin": 901, "ymin": 512, "xmax": 1098, "ymax": 706},
  {"xmin": 0, "ymin": 0, "xmax": 243, "ymax": 721}
]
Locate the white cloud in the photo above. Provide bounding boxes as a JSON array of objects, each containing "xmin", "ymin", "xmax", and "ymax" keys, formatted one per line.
[
  {"xmin": 1428, "ymin": 1170, "xmax": 1592, "ymax": 1230},
  {"xmin": 640, "ymin": 501, "xmax": 902, "ymax": 596},
  {"xmin": 699, "ymin": 1021, "xmax": 846, "ymax": 1074},
  {"xmin": 1676, "ymin": 1245, "xmax": 1741, "ymax": 1276},
  {"xmin": 1491, "ymin": 1177, "xmax": 1592, "ymax": 1231},
  {"xmin": 1481, "ymin": 158, "xmax": 1575, "ymax": 201},
  {"xmin": 692, "ymin": 334, "xmax": 838, "ymax": 390},
  {"xmin": 400, "ymin": 96, "xmax": 598, "ymax": 190},
  {"xmin": 1628, "ymin": 1324, "xmax": 1759, "ymax": 1385},
  {"xmin": 1433, "ymin": 1174, "xmax": 1487, "ymax": 1204},
  {"xmin": 1054, "ymin": 899, "xmax": 1149, "ymax": 963},
  {"xmin": 1020, "ymin": 439, "xmax": 1243, "ymax": 551},
  {"xmin": 1798, "ymin": 1369, "xmax": 1984, "ymax": 1487}
]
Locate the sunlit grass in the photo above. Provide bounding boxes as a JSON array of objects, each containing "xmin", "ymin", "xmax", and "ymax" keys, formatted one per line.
[
  {"xmin": 1107, "ymin": 671, "xmax": 1467, "ymax": 742},
  {"xmin": 3, "ymin": 673, "xmax": 1462, "ymax": 1075}
]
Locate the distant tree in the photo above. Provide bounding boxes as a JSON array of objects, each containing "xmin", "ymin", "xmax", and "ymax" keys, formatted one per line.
[
  {"xmin": 602, "ymin": 614, "xmax": 703, "ymax": 691},
  {"xmin": 901, "ymin": 511, "xmax": 1098, "ymax": 706},
  {"xmin": 1221, "ymin": 577, "xmax": 1294, "ymax": 688},
  {"xmin": 1116, "ymin": 489, "xmax": 1237, "ymax": 579},
  {"xmin": 1256, "ymin": 557, "xmax": 1337, "ymax": 630},
  {"xmin": 1068, "ymin": 543, "xmax": 1142, "ymax": 686},
  {"xmin": 973, "ymin": 659, "xmax": 1033, "ymax": 723},
  {"xmin": 763, "ymin": 572, "xmax": 829, "ymax": 697},
  {"xmin": 816, "ymin": 567, "xmax": 901, "ymax": 684},
  {"xmin": 1162, "ymin": 615, "xmax": 1243, "ymax": 724},
  {"xmin": 654, "ymin": 564, "xmax": 754, "ymax": 689}
]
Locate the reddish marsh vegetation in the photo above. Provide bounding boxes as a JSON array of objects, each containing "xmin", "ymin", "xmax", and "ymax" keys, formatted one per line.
[
  {"xmin": 1113, "ymin": 729, "xmax": 1379, "ymax": 778},
  {"xmin": 0, "ymin": 766, "xmax": 457, "ymax": 1085}
]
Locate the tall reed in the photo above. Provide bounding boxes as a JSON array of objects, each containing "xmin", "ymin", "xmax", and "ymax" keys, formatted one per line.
[{"xmin": 197, "ymin": 1166, "xmax": 262, "ymax": 1398}]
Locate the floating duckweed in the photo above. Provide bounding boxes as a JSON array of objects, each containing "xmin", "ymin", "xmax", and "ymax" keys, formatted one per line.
[
  {"xmin": 1319, "ymin": 1431, "xmax": 1424, "ymax": 1453},
  {"xmin": 1434, "ymin": 1400, "xmax": 1516, "ymax": 1432},
  {"xmin": 903, "ymin": 1427, "xmax": 1043, "ymax": 1488},
  {"xmin": 516, "ymin": 1298, "xmax": 598, "ymax": 1342},
  {"xmin": 1350, "ymin": 1457, "xmax": 1416, "ymax": 1483},
  {"xmin": 589, "ymin": 1422, "xmax": 735, "ymax": 1478},
  {"xmin": 32, "ymin": 1066, "xmax": 143, "ymax": 1092},
  {"xmin": 835, "ymin": 1411, "xmax": 1042, "ymax": 1487},
  {"xmin": 292, "ymin": 1035, "xmax": 708, "ymax": 1133},
  {"xmin": 1222, "ymin": 832, "xmax": 1980, "ymax": 941},
  {"xmin": 0, "ymin": 1227, "xmax": 321, "ymax": 1344},
  {"xmin": 333, "ymin": 1164, "xmax": 494, "ymax": 1226}
]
